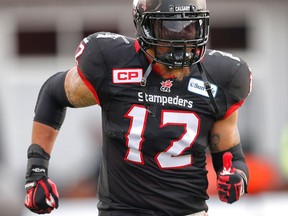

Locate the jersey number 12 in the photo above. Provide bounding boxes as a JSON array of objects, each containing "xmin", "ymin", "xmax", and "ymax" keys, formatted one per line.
[{"xmin": 124, "ymin": 105, "xmax": 200, "ymax": 169}]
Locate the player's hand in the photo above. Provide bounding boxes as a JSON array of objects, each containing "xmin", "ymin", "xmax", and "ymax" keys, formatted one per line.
[
  {"xmin": 217, "ymin": 152, "xmax": 244, "ymax": 204},
  {"xmin": 24, "ymin": 178, "xmax": 59, "ymax": 214}
]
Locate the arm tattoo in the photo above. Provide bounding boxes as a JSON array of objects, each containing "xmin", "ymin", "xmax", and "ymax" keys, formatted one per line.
[
  {"xmin": 65, "ymin": 70, "xmax": 96, "ymax": 107},
  {"xmin": 209, "ymin": 128, "xmax": 241, "ymax": 153},
  {"xmin": 209, "ymin": 133, "xmax": 220, "ymax": 152},
  {"xmin": 67, "ymin": 89, "xmax": 95, "ymax": 107}
]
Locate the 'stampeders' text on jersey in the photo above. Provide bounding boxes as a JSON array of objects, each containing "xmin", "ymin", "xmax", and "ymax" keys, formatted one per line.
[{"xmin": 75, "ymin": 32, "xmax": 252, "ymax": 216}]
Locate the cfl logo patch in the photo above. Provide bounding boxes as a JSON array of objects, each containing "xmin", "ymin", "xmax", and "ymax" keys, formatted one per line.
[{"xmin": 113, "ymin": 68, "xmax": 143, "ymax": 84}]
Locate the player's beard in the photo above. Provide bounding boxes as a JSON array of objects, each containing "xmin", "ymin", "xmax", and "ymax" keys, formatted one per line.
[
  {"xmin": 146, "ymin": 48, "xmax": 191, "ymax": 81},
  {"xmin": 155, "ymin": 63, "xmax": 190, "ymax": 81}
]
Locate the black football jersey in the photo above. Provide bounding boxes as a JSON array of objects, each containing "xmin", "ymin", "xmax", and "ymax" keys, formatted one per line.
[{"xmin": 75, "ymin": 32, "xmax": 252, "ymax": 216}]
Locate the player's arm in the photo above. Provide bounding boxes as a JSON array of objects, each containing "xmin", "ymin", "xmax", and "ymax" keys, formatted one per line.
[
  {"xmin": 24, "ymin": 67, "xmax": 96, "ymax": 214},
  {"xmin": 209, "ymin": 110, "xmax": 249, "ymax": 204},
  {"xmin": 31, "ymin": 66, "xmax": 96, "ymax": 153}
]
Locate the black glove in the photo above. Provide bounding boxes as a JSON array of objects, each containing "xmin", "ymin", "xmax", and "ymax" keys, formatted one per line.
[
  {"xmin": 217, "ymin": 152, "xmax": 245, "ymax": 204},
  {"xmin": 24, "ymin": 144, "xmax": 59, "ymax": 214}
]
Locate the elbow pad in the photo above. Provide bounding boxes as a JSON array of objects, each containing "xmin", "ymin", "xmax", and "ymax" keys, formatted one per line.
[{"xmin": 34, "ymin": 71, "xmax": 74, "ymax": 130}]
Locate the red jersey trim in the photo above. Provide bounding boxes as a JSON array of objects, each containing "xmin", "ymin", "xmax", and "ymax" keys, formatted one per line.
[
  {"xmin": 223, "ymin": 100, "xmax": 245, "ymax": 119},
  {"xmin": 77, "ymin": 67, "xmax": 101, "ymax": 105},
  {"xmin": 134, "ymin": 40, "xmax": 141, "ymax": 52}
]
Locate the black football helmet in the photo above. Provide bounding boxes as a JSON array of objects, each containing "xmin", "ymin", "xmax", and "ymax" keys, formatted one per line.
[{"xmin": 133, "ymin": 0, "xmax": 209, "ymax": 68}]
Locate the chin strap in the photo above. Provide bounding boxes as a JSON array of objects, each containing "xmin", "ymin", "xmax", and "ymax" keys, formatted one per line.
[
  {"xmin": 140, "ymin": 61, "xmax": 154, "ymax": 87},
  {"xmin": 140, "ymin": 61, "xmax": 156, "ymax": 116},
  {"xmin": 197, "ymin": 62, "xmax": 220, "ymax": 119}
]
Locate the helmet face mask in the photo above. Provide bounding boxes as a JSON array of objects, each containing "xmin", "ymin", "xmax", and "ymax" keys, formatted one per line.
[{"xmin": 133, "ymin": 0, "xmax": 209, "ymax": 68}]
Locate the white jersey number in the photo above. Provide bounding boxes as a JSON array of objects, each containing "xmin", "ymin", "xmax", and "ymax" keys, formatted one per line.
[{"xmin": 124, "ymin": 105, "xmax": 200, "ymax": 169}]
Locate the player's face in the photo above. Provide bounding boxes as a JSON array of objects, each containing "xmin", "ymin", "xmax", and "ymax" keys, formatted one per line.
[
  {"xmin": 149, "ymin": 20, "xmax": 198, "ymax": 78},
  {"xmin": 144, "ymin": 20, "xmax": 200, "ymax": 80},
  {"xmin": 153, "ymin": 20, "xmax": 197, "ymax": 60}
]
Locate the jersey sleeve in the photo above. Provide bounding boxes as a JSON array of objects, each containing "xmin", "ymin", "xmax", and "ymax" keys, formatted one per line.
[
  {"xmin": 223, "ymin": 60, "xmax": 252, "ymax": 118},
  {"xmin": 74, "ymin": 34, "xmax": 106, "ymax": 104}
]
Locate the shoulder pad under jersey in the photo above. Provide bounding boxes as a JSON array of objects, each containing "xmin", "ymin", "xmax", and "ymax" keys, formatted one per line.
[
  {"xmin": 203, "ymin": 49, "xmax": 253, "ymax": 118},
  {"xmin": 74, "ymin": 32, "xmax": 137, "ymax": 90}
]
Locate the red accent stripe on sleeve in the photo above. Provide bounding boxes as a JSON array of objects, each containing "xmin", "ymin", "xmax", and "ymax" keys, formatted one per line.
[
  {"xmin": 223, "ymin": 100, "xmax": 245, "ymax": 119},
  {"xmin": 77, "ymin": 67, "xmax": 101, "ymax": 105},
  {"xmin": 134, "ymin": 40, "xmax": 141, "ymax": 52}
]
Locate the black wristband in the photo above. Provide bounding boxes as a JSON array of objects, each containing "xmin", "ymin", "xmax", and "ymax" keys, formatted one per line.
[{"xmin": 26, "ymin": 144, "xmax": 50, "ymax": 182}]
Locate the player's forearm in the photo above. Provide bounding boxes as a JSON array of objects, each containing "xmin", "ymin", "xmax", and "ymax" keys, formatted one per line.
[
  {"xmin": 31, "ymin": 121, "xmax": 59, "ymax": 155},
  {"xmin": 25, "ymin": 122, "xmax": 60, "ymax": 213},
  {"xmin": 209, "ymin": 111, "xmax": 240, "ymax": 153}
]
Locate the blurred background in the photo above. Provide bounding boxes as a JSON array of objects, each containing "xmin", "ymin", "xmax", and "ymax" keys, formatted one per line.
[{"xmin": 0, "ymin": 0, "xmax": 288, "ymax": 215}]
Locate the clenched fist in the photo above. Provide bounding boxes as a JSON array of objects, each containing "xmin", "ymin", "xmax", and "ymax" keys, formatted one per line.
[{"xmin": 24, "ymin": 178, "xmax": 59, "ymax": 214}]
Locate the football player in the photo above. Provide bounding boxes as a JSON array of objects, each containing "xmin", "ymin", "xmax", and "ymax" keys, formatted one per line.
[{"xmin": 24, "ymin": 0, "xmax": 252, "ymax": 215}]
